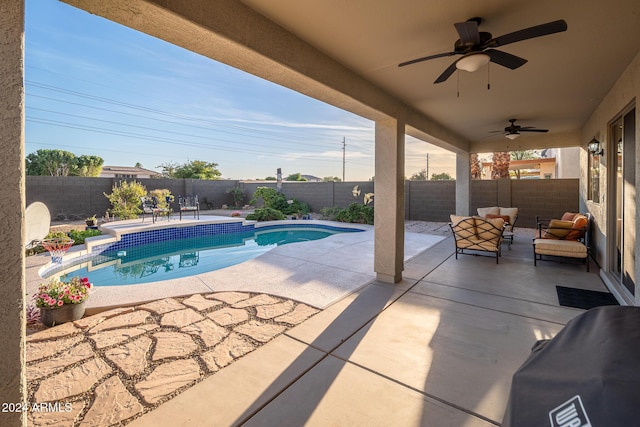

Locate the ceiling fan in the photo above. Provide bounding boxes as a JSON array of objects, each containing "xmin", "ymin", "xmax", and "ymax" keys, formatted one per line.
[
  {"xmin": 398, "ymin": 18, "xmax": 567, "ymax": 84},
  {"xmin": 492, "ymin": 119, "xmax": 549, "ymax": 140}
]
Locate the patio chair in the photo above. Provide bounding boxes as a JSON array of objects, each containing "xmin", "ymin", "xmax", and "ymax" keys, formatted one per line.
[
  {"xmin": 533, "ymin": 212, "xmax": 590, "ymax": 271},
  {"xmin": 477, "ymin": 206, "xmax": 519, "ymax": 248},
  {"xmin": 140, "ymin": 196, "xmax": 170, "ymax": 223},
  {"xmin": 178, "ymin": 195, "xmax": 200, "ymax": 220},
  {"xmin": 449, "ymin": 215, "xmax": 505, "ymax": 264}
]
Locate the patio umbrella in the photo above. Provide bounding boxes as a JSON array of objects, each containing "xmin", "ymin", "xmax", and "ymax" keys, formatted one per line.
[{"xmin": 502, "ymin": 305, "xmax": 640, "ymax": 427}]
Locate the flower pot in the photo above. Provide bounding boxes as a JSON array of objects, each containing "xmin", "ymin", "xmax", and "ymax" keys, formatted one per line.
[{"xmin": 40, "ymin": 301, "xmax": 86, "ymax": 327}]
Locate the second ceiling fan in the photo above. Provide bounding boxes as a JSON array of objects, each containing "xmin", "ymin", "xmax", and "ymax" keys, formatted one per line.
[
  {"xmin": 492, "ymin": 119, "xmax": 549, "ymax": 140},
  {"xmin": 398, "ymin": 18, "xmax": 567, "ymax": 84}
]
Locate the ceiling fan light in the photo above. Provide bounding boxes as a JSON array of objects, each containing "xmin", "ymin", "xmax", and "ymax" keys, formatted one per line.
[
  {"xmin": 505, "ymin": 133, "xmax": 520, "ymax": 140},
  {"xmin": 456, "ymin": 53, "xmax": 490, "ymax": 72}
]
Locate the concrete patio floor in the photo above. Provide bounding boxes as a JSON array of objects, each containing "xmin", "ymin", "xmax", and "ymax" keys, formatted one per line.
[
  {"xmin": 27, "ymin": 223, "xmax": 610, "ymax": 426},
  {"xmin": 128, "ymin": 229, "xmax": 606, "ymax": 427}
]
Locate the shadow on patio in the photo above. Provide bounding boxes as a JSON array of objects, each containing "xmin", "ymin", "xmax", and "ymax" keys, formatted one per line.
[{"xmin": 128, "ymin": 227, "xmax": 608, "ymax": 426}]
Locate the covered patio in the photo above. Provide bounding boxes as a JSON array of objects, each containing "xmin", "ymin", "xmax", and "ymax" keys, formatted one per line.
[{"xmin": 2, "ymin": 1, "xmax": 640, "ymax": 425}]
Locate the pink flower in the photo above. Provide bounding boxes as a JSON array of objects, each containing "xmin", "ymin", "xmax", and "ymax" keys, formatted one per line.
[{"xmin": 57, "ymin": 300, "xmax": 64, "ymax": 307}]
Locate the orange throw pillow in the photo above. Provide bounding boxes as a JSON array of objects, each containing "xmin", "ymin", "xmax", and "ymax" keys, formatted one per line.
[
  {"xmin": 561, "ymin": 212, "xmax": 578, "ymax": 221},
  {"xmin": 566, "ymin": 215, "xmax": 588, "ymax": 240}
]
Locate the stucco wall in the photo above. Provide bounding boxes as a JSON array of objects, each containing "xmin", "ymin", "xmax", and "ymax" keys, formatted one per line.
[
  {"xmin": 0, "ymin": 1, "xmax": 26, "ymax": 424},
  {"xmin": 581, "ymin": 49, "xmax": 640, "ymax": 304}
]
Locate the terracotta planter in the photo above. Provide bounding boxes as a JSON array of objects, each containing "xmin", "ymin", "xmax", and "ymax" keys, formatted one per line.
[{"xmin": 40, "ymin": 301, "xmax": 86, "ymax": 327}]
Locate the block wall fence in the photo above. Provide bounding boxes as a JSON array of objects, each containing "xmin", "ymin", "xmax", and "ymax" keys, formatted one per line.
[{"xmin": 26, "ymin": 177, "xmax": 579, "ymax": 228}]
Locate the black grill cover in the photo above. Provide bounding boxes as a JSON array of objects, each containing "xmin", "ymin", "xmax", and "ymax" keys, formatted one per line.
[{"xmin": 502, "ymin": 306, "xmax": 640, "ymax": 427}]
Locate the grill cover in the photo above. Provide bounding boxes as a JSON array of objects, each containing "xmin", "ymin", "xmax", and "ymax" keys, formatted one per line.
[{"xmin": 502, "ymin": 306, "xmax": 640, "ymax": 427}]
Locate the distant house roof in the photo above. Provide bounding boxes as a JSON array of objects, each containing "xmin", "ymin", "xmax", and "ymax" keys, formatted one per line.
[
  {"xmin": 301, "ymin": 174, "xmax": 322, "ymax": 182},
  {"xmin": 100, "ymin": 166, "xmax": 162, "ymax": 178}
]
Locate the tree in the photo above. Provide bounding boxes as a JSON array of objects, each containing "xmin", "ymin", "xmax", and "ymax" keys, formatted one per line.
[
  {"xmin": 470, "ymin": 153, "xmax": 482, "ymax": 179},
  {"xmin": 264, "ymin": 176, "xmax": 277, "ymax": 181},
  {"xmin": 323, "ymin": 176, "xmax": 342, "ymax": 182},
  {"xmin": 410, "ymin": 169, "xmax": 429, "ymax": 181},
  {"xmin": 103, "ymin": 180, "xmax": 147, "ymax": 219},
  {"xmin": 76, "ymin": 155, "xmax": 104, "ymax": 177},
  {"xmin": 285, "ymin": 172, "xmax": 307, "ymax": 181},
  {"xmin": 430, "ymin": 172, "xmax": 453, "ymax": 181},
  {"xmin": 26, "ymin": 149, "xmax": 103, "ymax": 176},
  {"xmin": 135, "ymin": 162, "xmax": 143, "ymax": 168},
  {"xmin": 509, "ymin": 150, "xmax": 540, "ymax": 179},
  {"xmin": 491, "ymin": 152, "xmax": 510, "ymax": 179},
  {"xmin": 158, "ymin": 160, "xmax": 221, "ymax": 179}
]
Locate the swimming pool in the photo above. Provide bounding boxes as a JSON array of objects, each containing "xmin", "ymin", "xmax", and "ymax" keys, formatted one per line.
[{"xmin": 47, "ymin": 225, "xmax": 362, "ymax": 286}]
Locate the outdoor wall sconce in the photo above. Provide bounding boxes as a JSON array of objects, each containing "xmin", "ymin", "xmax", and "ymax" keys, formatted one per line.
[{"xmin": 588, "ymin": 138, "xmax": 603, "ymax": 156}]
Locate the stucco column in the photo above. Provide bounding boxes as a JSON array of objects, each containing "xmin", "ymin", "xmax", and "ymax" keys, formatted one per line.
[
  {"xmin": 455, "ymin": 152, "xmax": 471, "ymax": 215},
  {"xmin": 0, "ymin": 1, "xmax": 27, "ymax": 426},
  {"xmin": 374, "ymin": 118, "xmax": 405, "ymax": 283}
]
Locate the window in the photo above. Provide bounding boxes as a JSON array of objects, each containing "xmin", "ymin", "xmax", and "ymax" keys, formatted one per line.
[{"xmin": 588, "ymin": 151, "xmax": 600, "ymax": 203}]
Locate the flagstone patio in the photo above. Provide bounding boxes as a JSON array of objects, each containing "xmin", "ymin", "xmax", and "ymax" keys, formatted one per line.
[{"xmin": 26, "ymin": 292, "xmax": 318, "ymax": 426}]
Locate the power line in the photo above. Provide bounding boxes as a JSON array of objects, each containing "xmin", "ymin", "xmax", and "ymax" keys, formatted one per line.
[{"xmin": 26, "ymin": 81, "xmax": 376, "ymax": 152}]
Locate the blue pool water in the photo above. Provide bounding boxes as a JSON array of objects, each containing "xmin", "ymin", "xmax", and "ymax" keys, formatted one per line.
[{"xmin": 53, "ymin": 226, "xmax": 360, "ymax": 286}]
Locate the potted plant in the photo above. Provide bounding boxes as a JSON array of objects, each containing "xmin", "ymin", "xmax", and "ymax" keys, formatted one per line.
[
  {"xmin": 85, "ymin": 215, "xmax": 97, "ymax": 227},
  {"xmin": 34, "ymin": 276, "xmax": 93, "ymax": 327}
]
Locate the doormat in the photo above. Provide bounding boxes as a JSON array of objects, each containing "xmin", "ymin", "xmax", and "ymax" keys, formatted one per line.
[{"xmin": 556, "ymin": 286, "xmax": 619, "ymax": 310}]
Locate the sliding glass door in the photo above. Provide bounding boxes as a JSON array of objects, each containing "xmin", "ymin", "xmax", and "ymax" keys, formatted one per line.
[{"xmin": 610, "ymin": 108, "xmax": 636, "ymax": 296}]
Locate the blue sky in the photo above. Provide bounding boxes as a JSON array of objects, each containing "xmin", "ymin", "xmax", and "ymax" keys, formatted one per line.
[{"xmin": 25, "ymin": 0, "xmax": 455, "ymax": 180}]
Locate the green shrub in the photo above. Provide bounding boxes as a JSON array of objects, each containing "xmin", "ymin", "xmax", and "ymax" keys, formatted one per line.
[
  {"xmin": 246, "ymin": 207, "xmax": 286, "ymax": 221},
  {"xmin": 334, "ymin": 203, "xmax": 374, "ymax": 224},
  {"xmin": 68, "ymin": 229, "xmax": 102, "ymax": 245},
  {"xmin": 320, "ymin": 206, "xmax": 342, "ymax": 221},
  {"xmin": 226, "ymin": 187, "xmax": 245, "ymax": 208},
  {"xmin": 250, "ymin": 187, "xmax": 310, "ymax": 216},
  {"xmin": 104, "ymin": 180, "xmax": 147, "ymax": 219},
  {"xmin": 250, "ymin": 187, "xmax": 280, "ymax": 209}
]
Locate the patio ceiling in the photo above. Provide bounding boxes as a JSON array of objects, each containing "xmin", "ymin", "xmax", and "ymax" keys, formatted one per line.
[
  {"xmin": 240, "ymin": 0, "xmax": 640, "ymax": 151},
  {"xmin": 62, "ymin": 0, "xmax": 640, "ymax": 153}
]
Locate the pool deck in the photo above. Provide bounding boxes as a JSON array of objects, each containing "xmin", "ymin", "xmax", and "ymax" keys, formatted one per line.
[
  {"xmin": 26, "ymin": 217, "xmax": 445, "ymax": 311},
  {"xmin": 25, "ymin": 221, "xmax": 612, "ymax": 426}
]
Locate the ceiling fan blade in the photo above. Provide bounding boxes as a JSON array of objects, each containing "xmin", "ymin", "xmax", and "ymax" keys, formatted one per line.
[
  {"xmin": 485, "ymin": 49, "xmax": 527, "ymax": 69},
  {"xmin": 398, "ymin": 51, "xmax": 457, "ymax": 67},
  {"xmin": 519, "ymin": 129, "xmax": 549, "ymax": 133},
  {"xmin": 434, "ymin": 61, "xmax": 458, "ymax": 84},
  {"xmin": 489, "ymin": 20, "xmax": 567, "ymax": 48},
  {"xmin": 454, "ymin": 21, "xmax": 480, "ymax": 45}
]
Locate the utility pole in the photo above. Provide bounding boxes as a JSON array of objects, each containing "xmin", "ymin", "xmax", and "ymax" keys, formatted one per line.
[
  {"xmin": 342, "ymin": 137, "xmax": 346, "ymax": 182},
  {"xmin": 426, "ymin": 153, "xmax": 429, "ymax": 180}
]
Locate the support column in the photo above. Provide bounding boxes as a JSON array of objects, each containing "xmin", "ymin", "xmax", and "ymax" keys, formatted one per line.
[
  {"xmin": 455, "ymin": 152, "xmax": 471, "ymax": 215},
  {"xmin": 374, "ymin": 118, "xmax": 405, "ymax": 283},
  {"xmin": 0, "ymin": 1, "xmax": 27, "ymax": 426}
]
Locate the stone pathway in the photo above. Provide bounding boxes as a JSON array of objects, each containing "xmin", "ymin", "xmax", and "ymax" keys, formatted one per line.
[{"xmin": 26, "ymin": 292, "xmax": 319, "ymax": 426}]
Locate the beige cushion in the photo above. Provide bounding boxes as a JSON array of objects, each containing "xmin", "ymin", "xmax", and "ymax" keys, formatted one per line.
[
  {"xmin": 477, "ymin": 207, "xmax": 499, "ymax": 217},
  {"xmin": 499, "ymin": 207, "xmax": 518, "ymax": 225},
  {"xmin": 450, "ymin": 215, "xmax": 476, "ymax": 240},
  {"xmin": 534, "ymin": 239, "xmax": 587, "ymax": 257}
]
